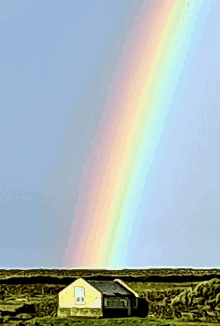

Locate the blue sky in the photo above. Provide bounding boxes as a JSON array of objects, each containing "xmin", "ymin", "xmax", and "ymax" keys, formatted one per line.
[
  {"xmin": 1, "ymin": 0, "xmax": 145, "ymax": 267},
  {"xmin": 1, "ymin": 0, "xmax": 220, "ymax": 268}
]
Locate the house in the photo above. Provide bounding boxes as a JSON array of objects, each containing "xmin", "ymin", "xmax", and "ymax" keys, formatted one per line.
[{"xmin": 57, "ymin": 277, "xmax": 148, "ymax": 318}]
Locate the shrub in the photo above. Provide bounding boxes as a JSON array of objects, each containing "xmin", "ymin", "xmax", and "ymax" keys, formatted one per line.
[{"xmin": 34, "ymin": 296, "xmax": 58, "ymax": 317}]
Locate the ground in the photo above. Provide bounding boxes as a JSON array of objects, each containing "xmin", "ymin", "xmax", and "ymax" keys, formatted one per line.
[{"xmin": 0, "ymin": 269, "xmax": 220, "ymax": 325}]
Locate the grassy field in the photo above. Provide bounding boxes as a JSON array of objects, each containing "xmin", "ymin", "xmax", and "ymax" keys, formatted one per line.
[
  {"xmin": 1, "ymin": 269, "xmax": 220, "ymax": 325},
  {"xmin": 8, "ymin": 316, "xmax": 220, "ymax": 326},
  {"xmin": 1, "ymin": 316, "xmax": 219, "ymax": 326},
  {"xmin": 1, "ymin": 268, "xmax": 220, "ymax": 279},
  {"xmin": 126, "ymin": 282, "xmax": 199, "ymax": 292}
]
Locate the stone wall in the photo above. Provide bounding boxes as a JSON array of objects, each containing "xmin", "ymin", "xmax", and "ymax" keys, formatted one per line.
[
  {"xmin": 148, "ymin": 278, "xmax": 220, "ymax": 323},
  {"xmin": 57, "ymin": 307, "xmax": 103, "ymax": 318}
]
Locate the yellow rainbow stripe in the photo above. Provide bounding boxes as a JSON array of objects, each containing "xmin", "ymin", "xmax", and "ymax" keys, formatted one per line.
[{"xmin": 63, "ymin": 0, "xmax": 211, "ymax": 268}]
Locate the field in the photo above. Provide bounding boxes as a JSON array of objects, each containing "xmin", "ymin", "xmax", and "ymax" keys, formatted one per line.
[{"xmin": 1, "ymin": 269, "xmax": 220, "ymax": 325}]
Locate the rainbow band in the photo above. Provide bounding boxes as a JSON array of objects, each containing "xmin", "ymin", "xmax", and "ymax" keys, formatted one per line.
[{"xmin": 64, "ymin": 0, "xmax": 212, "ymax": 268}]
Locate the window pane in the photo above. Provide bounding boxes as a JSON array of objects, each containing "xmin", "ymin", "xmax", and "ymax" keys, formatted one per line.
[{"xmin": 75, "ymin": 287, "xmax": 85, "ymax": 297}]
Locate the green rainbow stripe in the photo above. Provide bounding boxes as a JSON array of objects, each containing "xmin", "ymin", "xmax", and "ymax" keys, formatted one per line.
[{"xmin": 64, "ymin": 0, "xmax": 213, "ymax": 268}]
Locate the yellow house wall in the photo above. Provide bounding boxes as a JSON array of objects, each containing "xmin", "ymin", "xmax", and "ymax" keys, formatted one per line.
[{"xmin": 59, "ymin": 278, "xmax": 102, "ymax": 309}]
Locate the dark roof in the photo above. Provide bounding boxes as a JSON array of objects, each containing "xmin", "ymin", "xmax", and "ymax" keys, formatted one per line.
[{"xmin": 86, "ymin": 280, "xmax": 132, "ymax": 296}]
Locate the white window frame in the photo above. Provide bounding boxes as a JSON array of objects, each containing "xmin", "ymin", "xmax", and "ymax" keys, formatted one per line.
[{"xmin": 75, "ymin": 287, "xmax": 85, "ymax": 305}]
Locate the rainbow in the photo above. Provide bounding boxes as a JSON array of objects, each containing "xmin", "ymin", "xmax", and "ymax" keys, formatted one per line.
[{"xmin": 63, "ymin": 0, "xmax": 213, "ymax": 268}]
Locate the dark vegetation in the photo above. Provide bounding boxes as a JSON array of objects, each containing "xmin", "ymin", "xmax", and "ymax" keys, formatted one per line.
[{"xmin": 1, "ymin": 269, "xmax": 220, "ymax": 325}]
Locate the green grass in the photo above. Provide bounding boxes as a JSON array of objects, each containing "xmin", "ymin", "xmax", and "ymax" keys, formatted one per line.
[
  {"xmin": 3, "ymin": 280, "xmax": 218, "ymax": 325},
  {"xmin": 22, "ymin": 316, "xmax": 220, "ymax": 326},
  {"xmin": 126, "ymin": 282, "xmax": 199, "ymax": 293}
]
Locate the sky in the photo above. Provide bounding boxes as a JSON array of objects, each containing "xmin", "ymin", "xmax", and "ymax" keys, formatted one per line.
[{"xmin": 1, "ymin": 0, "xmax": 220, "ymax": 269}]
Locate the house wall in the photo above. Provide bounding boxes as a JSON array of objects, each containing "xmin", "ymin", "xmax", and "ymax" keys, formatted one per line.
[
  {"xmin": 58, "ymin": 307, "xmax": 103, "ymax": 318},
  {"xmin": 57, "ymin": 278, "xmax": 103, "ymax": 317},
  {"xmin": 57, "ymin": 278, "xmax": 144, "ymax": 318},
  {"xmin": 103, "ymin": 295, "xmax": 133, "ymax": 318}
]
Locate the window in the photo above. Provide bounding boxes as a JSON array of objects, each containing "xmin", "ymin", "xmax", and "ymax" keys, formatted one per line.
[
  {"xmin": 104, "ymin": 298, "xmax": 111, "ymax": 307},
  {"xmin": 121, "ymin": 298, "xmax": 128, "ymax": 307},
  {"xmin": 75, "ymin": 287, "xmax": 85, "ymax": 304}
]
